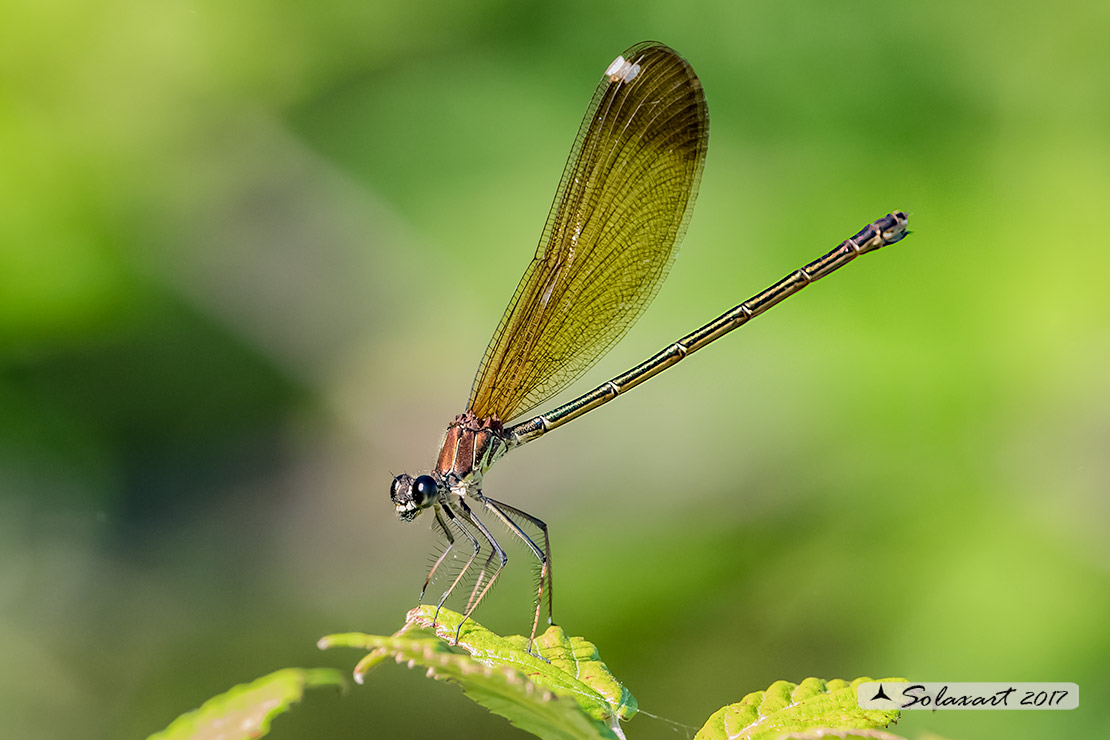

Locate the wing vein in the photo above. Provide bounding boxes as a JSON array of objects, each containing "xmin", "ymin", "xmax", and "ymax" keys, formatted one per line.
[{"xmin": 467, "ymin": 43, "xmax": 709, "ymax": 422}]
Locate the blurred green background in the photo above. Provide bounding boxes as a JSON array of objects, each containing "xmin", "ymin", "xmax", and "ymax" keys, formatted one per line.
[{"xmin": 2, "ymin": 1, "xmax": 1107, "ymax": 738}]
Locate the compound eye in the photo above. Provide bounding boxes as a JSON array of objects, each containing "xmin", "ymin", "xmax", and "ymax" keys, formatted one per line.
[{"xmin": 411, "ymin": 475, "xmax": 438, "ymax": 507}]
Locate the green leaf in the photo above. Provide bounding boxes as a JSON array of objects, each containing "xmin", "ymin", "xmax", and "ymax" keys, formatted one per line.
[
  {"xmin": 319, "ymin": 606, "xmax": 636, "ymax": 740},
  {"xmin": 695, "ymin": 677, "xmax": 906, "ymax": 740},
  {"xmin": 146, "ymin": 668, "xmax": 345, "ymax": 740}
]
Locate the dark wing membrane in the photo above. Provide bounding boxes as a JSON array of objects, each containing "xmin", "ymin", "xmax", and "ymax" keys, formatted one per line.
[{"xmin": 467, "ymin": 42, "xmax": 709, "ymax": 422}]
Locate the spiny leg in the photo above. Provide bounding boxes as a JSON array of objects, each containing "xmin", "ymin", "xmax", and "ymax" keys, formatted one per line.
[
  {"xmin": 420, "ymin": 505, "xmax": 456, "ymax": 604},
  {"xmin": 482, "ymin": 496, "xmax": 553, "ymax": 651},
  {"xmin": 433, "ymin": 504, "xmax": 482, "ymax": 625},
  {"xmin": 465, "ymin": 547, "xmax": 498, "ymax": 614},
  {"xmin": 449, "ymin": 497, "xmax": 507, "ymax": 644},
  {"xmin": 484, "ymin": 497, "xmax": 553, "ymax": 622}
]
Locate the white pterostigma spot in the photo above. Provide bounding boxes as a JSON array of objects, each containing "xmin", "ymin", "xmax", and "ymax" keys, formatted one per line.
[{"xmin": 605, "ymin": 55, "xmax": 640, "ymax": 83}]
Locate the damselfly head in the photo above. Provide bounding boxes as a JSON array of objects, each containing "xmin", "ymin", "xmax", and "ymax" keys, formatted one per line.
[{"xmin": 390, "ymin": 473, "xmax": 440, "ymax": 522}]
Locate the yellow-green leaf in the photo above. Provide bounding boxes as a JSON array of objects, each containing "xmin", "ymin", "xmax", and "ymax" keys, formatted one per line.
[
  {"xmin": 146, "ymin": 668, "xmax": 345, "ymax": 740},
  {"xmin": 319, "ymin": 606, "xmax": 635, "ymax": 740},
  {"xmin": 695, "ymin": 677, "xmax": 906, "ymax": 740}
]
